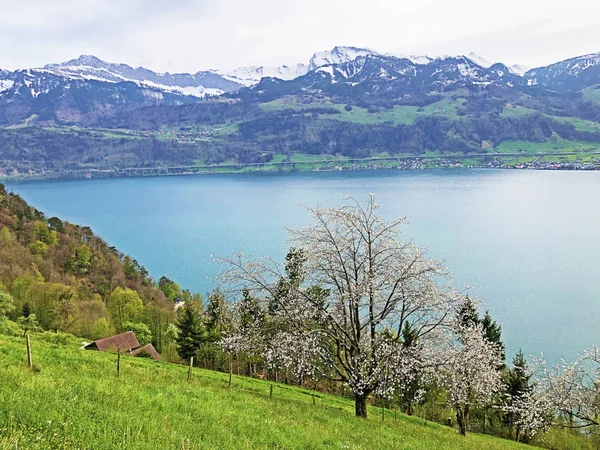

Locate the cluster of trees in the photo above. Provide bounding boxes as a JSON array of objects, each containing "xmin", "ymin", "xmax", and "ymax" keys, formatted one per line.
[
  {"xmin": 0, "ymin": 182, "xmax": 187, "ymax": 353},
  {"xmin": 171, "ymin": 195, "xmax": 599, "ymax": 446},
  {"xmin": 236, "ymin": 109, "xmax": 600, "ymax": 157},
  {"xmin": 0, "ymin": 128, "xmax": 235, "ymax": 172}
]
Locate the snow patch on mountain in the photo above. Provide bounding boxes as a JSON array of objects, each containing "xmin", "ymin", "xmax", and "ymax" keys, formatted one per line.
[
  {"xmin": 508, "ymin": 64, "xmax": 529, "ymax": 76},
  {"xmin": 43, "ymin": 55, "xmax": 240, "ymax": 98},
  {"xmin": 0, "ymin": 80, "xmax": 14, "ymax": 93},
  {"xmin": 309, "ymin": 46, "xmax": 378, "ymax": 70},
  {"xmin": 566, "ymin": 53, "xmax": 600, "ymax": 75},
  {"xmin": 466, "ymin": 52, "xmax": 493, "ymax": 68},
  {"xmin": 218, "ymin": 64, "xmax": 308, "ymax": 87}
]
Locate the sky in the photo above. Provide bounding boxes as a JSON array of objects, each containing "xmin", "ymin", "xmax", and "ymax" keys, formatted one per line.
[{"xmin": 1, "ymin": 0, "xmax": 599, "ymax": 72}]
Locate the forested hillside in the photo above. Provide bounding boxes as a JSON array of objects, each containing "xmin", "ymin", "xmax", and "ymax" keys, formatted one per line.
[{"xmin": 0, "ymin": 182, "xmax": 187, "ymax": 351}]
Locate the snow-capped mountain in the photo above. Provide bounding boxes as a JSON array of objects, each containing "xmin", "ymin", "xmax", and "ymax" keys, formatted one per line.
[
  {"xmin": 525, "ymin": 52, "xmax": 600, "ymax": 90},
  {"xmin": 44, "ymin": 55, "xmax": 242, "ymax": 97},
  {"xmin": 1, "ymin": 47, "xmax": 599, "ymax": 128},
  {"xmin": 308, "ymin": 46, "xmax": 378, "ymax": 70},
  {"xmin": 388, "ymin": 54, "xmax": 434, "ymax": 65},
  {"xmin": 217, "ymin": 63, "xmax": 309, "ymax": 87},
  {"xmin": 217, "ymin": 46, "xmax": 379, "ymax": 87},
  {"xmin": 464, "ymin": 53, "xmax": 529, "ymax": 76},
  {"xmin": 507, "ymin": 64, "xmax": 530, "ymax": 76},
  {"xmin": 0, "ymin": 67, "xmax": 198, "ymax": 127},
  {"xmin": 245, "ymin": 53, "xmax": 523, "ymax": 102},
  {"xmin": 466, "ymin": 52, "xmax": 493, "ymax": 68}
]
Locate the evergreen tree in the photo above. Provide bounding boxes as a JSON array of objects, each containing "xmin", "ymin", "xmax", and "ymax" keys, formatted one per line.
[
  {"xmin": 269, "ymin": 248, "xmax": 306, "ymax": 314},
  {"xmin": 481, "ymin": 310, "xmax": 506, "ymax": 364},
  {"xmin": 206, "ymin": 288, "xmax": 228, "ymax": 334},
  {"xmin": 176, "ymin": 303, "xmax": 205, "ymax": 362},
  {"xmin": 284, "ymin": 248, "xmax": 306, "ymax": 287},
  {"xmin": 457, "ymin": 297, "xmax": 479, "ymax": 329},
  {"xmin": 240, "ymin": 288, "xmax": 264, "ymax": 330},
  {"xmin": 504, "ymin": 349, "xmax": 533, "ymax": 441}
]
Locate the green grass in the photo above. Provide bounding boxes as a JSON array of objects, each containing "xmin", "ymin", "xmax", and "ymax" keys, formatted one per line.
[
  {"xmin": 553, "ymin": 117, "xmax": 600, "ymax": 132},
  {"xmin": 494, "ymin": 139, "xmax": 600, "ymax": 154},
  {"xmin": 0, "ymin": 334, "xmax": 532, "ymax": 450},
  {"xmin": 581, "ymin": 85, "xmax": 600, "ymax": 105},
  {"xmin": 259, "ymin": 96, "xmax": 465, "ymax": 125},
  {"xmin": 500, "ymin": 105, "xmax": 539, "ymax": 118},
  {"xmin": 500, "ymin": 105, "xmax": 600, "ymax": 132}
]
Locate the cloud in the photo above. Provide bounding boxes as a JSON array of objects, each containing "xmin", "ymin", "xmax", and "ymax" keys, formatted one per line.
[{"xmin": 0, "ymin": 0, "xmax": 598, "ymax": 71}]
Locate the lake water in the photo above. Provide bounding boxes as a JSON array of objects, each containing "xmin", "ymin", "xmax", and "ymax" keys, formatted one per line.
[{"xmin": 5, "ymin": 169, "xmax": 600, "ymax": 364}]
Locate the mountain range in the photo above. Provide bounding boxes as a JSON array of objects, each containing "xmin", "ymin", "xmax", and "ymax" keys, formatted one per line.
[
  {"xmin": 1, "ymin": 45, "xmax": 599, "ymax": 177},
  {"xmin": 1, "ymin": 45, "xmax": 598, "ymax": 105}
]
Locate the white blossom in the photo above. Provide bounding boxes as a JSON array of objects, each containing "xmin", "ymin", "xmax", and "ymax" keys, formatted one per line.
[
  {"xmin": 509, "ymin": 347, "xmax": 600, "ymax": 436},
  {"xmin": 220, "ymin": 195, "xmax": 460, "ymax": 417},
  {"xmin": 434, "ymin": 325, "xmax": 504, "ymax": 435}
]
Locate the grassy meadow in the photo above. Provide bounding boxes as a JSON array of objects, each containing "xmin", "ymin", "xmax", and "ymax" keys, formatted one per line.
[
  {"xmin": 259, "ymin": 95, "xmax": 464, "ymax": 125},
  {"xmin": 0, "ymin": 333, "xmax": 534, "ymax": 450}
]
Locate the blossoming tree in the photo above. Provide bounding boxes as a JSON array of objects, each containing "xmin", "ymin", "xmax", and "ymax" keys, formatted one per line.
[{"xmin": 220, "ymin": 195, "xmax": 461, "ymax": 417}]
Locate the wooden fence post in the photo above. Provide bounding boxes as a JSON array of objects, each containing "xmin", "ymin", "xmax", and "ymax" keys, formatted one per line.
[
  {"xmin": 228, "ymin": 354, "xmax": 233, "ymax": 390},
  {"xmin": 382, "ymin": 405, "xmax": 385, "ymax": 421},
  {"xmin": 117, "ymin": 345, "xmax": 121, "ymax": 377},
  {"xmin": 26, "ymin": 335, "xmax": 32, "ymax": 369},
  {"xmin": 188, "ymin": 356, "xmax": 194, "ymax": 382},
  {"xmin": 312, "ymin": 394, "xmax": 316, "ymax": 405},
  {"xmin": 394, "ymin": 407, "xmax": 397, "ymax": 422},
  {"xmin": 269, "ymin": 384, "xmax": 273, "ymax": 399}
]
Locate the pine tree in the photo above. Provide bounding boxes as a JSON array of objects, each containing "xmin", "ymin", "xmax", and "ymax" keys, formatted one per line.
[
  {"xmin": 269, "ymin": 248, "xmax": 305, "ymax": 315},
  {"xmin": 504, "ymin": 349, "xmax": 532, "ymax": 441},
  {"xmin": 457, "ymin": 297, "xmax": 479, "ymax": 329},
  {"xmin": 481, "ymin": 310, "xmax": 505, "ymax": 364},
  {"xmin": 240, "ymin": 288, "xmax": 264, "ymax": 330},
  {"xmin": 22, "ymin": 303, "xmax": 31, "ymax": 318},
  {"xmin": 176, "ymin": 303, "xmax": 205, "ymax": 362},
  {"xmin": 206, "ymin": 288, "xmax": 228, "ymax": 334}
]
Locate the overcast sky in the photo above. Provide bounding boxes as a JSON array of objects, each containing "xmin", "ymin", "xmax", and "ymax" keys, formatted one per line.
[{"xmin": 1, "ymin": 0, "xmax": 599, "ymax": 72}]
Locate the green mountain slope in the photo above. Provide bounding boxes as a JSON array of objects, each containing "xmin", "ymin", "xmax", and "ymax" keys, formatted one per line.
[{"xmin": 0, "ymin": 334, "xmax": 530, "ymax": 450}]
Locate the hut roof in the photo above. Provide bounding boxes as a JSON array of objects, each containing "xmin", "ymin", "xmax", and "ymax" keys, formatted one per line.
[
  {"xmin": 84, "ymin": 331, "xmax": 140, "ymax": 352},
  {"xmin": 128, "ymin": 343, "xmax": 161, "ymax": 361}
]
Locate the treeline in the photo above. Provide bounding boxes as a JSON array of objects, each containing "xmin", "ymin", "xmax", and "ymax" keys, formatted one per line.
[
  {"xmin": 0, "ymin": 183, "xmax": 193, "ymax": 354},
  {"xmin": 95, "ymin": 100, "xmax": 259, "ymax": 130},
  {"xmin": 236, "ymin": 111, "xmax": 600, "ymax": 156}
]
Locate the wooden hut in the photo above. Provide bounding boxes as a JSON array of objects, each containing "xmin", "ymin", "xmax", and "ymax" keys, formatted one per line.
[
  {"xmin": 128, "ymin": 343, "xmax": 161, "ymax": 360},
  {"xmin": 84, "ymin": 331, "xmax": 161, "ymax": 361}
]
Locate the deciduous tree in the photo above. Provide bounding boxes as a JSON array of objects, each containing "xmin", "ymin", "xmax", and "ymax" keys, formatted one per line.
[{"xmin": 221, "ymin": 195, "xmax": 460, "ymax": 417}]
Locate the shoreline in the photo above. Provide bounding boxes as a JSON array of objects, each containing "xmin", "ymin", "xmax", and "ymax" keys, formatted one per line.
[{"xmin": 2, "ymin": 153, "xmax": 600, "ymax": 182}]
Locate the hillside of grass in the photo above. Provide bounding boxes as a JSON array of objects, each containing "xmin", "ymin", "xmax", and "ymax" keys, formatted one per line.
[
  {"xmin": 0, "ymin": 333, "xmax": 532, "ymax": 450},
  {"xmin": 259, "ymin": 95, "xmax": 465, "ymax": 125}
]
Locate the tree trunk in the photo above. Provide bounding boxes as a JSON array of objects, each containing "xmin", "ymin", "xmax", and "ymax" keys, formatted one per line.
[
  {"xmin": 456, "ymin": 406, "xmax": 469, "ymax": 436},
  {"xmin": 355, "ymin": 394, "xmax": 368, "ymax": 418}
]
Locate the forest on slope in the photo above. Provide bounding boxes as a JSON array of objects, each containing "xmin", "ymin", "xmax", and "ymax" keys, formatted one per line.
[{"xmin": 0, "ymin": 182, "xmax": 189, "ymax": 352}]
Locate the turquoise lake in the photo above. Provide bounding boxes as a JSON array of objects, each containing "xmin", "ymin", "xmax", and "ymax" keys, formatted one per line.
[{"xmin": 6, "ymin": 169, "xmax": 600, "ymax": 364}]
